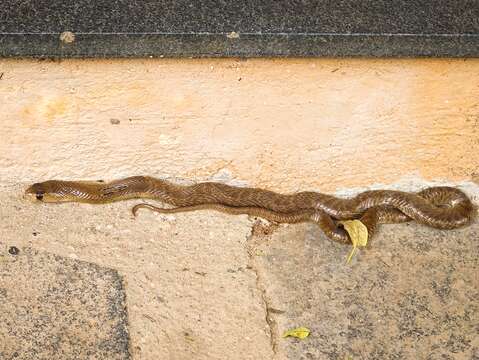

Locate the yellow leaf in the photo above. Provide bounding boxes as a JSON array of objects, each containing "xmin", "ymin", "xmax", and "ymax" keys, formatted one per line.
[
  {"xmin": 338, "ymin": 220, "xmax": 368, "ymax": 263},
  {"xmin": 282, "ymin": 327, "xmax": 310, "ymax": 339}
]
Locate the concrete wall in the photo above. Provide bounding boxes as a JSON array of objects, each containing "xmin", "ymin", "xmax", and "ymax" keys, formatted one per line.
[{"xmin": 1, "ymin": 58, "xmax": 478, "ymax": 193}]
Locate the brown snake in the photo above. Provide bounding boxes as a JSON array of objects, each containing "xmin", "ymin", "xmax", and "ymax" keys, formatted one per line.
[{"xmin": 25, "ymin": 176, "xmax": 475, "ymax": 244}]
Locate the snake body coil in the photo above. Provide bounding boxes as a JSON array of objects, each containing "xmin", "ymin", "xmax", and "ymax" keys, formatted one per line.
[{"xmin": 25, "ymin": 176, "xmax": 475, "ymax": 244}]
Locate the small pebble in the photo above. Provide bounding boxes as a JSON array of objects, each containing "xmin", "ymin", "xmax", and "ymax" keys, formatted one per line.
[{"xmin": 8, "ymin": 246, "xmax": 19, "ymax": 255}]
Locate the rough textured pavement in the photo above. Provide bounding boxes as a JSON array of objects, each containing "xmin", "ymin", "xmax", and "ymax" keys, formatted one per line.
[
  {"xmin": 251, "ymin": 220, "xmax": 479, "ymax": 359},
  {"xmin": 0, "ymin": 248, "xmax": 129, "ymax": 359},
  {"xmin": 0, "ymin": 182, "xmax": 478, "ymax": 359}
]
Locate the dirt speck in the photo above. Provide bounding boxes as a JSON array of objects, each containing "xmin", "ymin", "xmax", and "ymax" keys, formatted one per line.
[
  {"xmin": 227, "ymin": 32, "xmax": 240, "ymax": 39},
  {"xmin": 60, "ymin": 31, "xmax": 75, "ymax": 44},
  {"xmin": 251, "ymin": 219, "xmax": 279, "ymax": 238}
]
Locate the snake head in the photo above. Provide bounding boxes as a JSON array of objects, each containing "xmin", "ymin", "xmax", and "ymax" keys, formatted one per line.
[{"xmin": 25, "ymin": 181, "xmax": 66, "ymax": 203}]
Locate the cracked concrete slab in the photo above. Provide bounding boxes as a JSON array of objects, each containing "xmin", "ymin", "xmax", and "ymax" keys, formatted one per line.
[
  {"xmin": 1, "ymin": 181, "xmax": 478, "ymax": 359},
  {"xmin": 0, "ymin": 247, "xmax": 130, "ymax": 359},
  {"xmin": 251, "ymin": 220, "xmax": 479, "ymax": 359}
]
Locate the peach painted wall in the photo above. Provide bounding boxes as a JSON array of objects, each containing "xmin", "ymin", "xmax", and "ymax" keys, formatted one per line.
[{"xmin": 0, "ymin": 58, "xmax": 478, "ymax": 192}]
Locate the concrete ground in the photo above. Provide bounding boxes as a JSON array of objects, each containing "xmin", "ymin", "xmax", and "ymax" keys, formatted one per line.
[{"xmin": 0, "ymin": 181, "xmax": 478, "ymax": 359}]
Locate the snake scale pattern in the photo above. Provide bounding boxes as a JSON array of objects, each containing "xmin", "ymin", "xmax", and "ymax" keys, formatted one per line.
[{"xmin": 25, "ymin": 176, "xmax": 475, "ymax": 244}]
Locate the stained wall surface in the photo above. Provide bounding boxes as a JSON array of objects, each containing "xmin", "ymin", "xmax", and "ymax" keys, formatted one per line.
[{"xmin": 1, "ymin": 58, "xmax": 478, "ymax": 192}]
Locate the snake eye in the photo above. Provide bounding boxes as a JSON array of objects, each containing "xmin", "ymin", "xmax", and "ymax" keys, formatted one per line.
[{"xmin": 36, "ymin": 192, "xmax": 44, "ymax": 201}]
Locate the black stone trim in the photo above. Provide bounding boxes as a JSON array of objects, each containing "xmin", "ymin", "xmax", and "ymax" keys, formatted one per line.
[
  {"xmin": 1, "ymin": 33, "xmax": 478, "ymax": 58},
  {"xmin": 1, "ymin": 0, "xmax": 478, "ymax": 58}
]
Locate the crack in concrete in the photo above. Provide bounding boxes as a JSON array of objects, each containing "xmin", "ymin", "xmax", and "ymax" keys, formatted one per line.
[{"xmin": 245, "ymin": 220, "xmax": 280, "ymax": 359}]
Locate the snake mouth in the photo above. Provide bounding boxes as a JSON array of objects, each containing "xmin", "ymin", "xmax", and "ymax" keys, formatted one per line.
[{"xmin": 35, "ymin": 192, "xmax": 44, "ymax": 201}]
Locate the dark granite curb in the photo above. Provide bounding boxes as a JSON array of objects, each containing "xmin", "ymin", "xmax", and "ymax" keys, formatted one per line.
[{"xmin": 1, "ymin": 1, "xmax": 478, "ymax": 58}]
